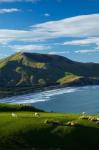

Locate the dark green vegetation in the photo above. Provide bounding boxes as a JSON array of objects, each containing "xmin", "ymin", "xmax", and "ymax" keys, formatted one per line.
[
  {"xmin": 0, "ymin": 104, "xmax": 43, "ymax": 112},
  {"xmin": 1, "ymin": 52, "xmax": 99, "ymax": 97},
  {"xmin": 0, "ymin": 104, "xmax": 99, "ymax": 150}
]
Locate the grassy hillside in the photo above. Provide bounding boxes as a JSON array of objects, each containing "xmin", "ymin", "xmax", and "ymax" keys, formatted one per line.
[
  {"xmin": 1, "ymin": 52, "xmax": 99, "ymax": 97},
  {"xmin": 0, "ymin": 104, "xmax": 99, "ymax": 150},
  {"xmin": 57, "ymin": 73, "xmax": 81, "ymax": 85}
]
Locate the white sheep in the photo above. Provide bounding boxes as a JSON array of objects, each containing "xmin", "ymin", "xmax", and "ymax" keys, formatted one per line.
[
  {"xmin": 11, "ymin": 112, "xmax": 17, "ymax": 117},
  {"xmin": 82, "ymin": 112, "xmax": 86, "ymax": 115},
  {"xmin": 34, "ymin": 112, "xmax": 40, "ymax": 117},
  {"xmin": 97, "ymin": 118, "xmax": 99, "ymax": 121}
]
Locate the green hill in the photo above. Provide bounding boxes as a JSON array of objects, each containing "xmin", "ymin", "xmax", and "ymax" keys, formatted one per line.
[{"xmin": 0, "ymin": 52, "xmax": 99, "ymax": 97}]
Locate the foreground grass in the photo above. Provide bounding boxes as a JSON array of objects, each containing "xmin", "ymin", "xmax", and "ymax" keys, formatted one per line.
[
  {"xmin": 0, "ymin": 105, "xmax": 99, "ymax": 150},
  {"xmin": 0, "ymin": 113, "xmax": 99, "ymax": 150}
]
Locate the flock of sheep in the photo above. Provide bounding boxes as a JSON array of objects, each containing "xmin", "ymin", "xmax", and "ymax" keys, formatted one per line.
[
  {"xmin": 44, "ymin": 112, "xmax": 99, "ymax": 127},
  {"xmin": 79, "ymin": 112, "xmax": 99, "ymax": 125},
  {"xmin": 11, "ymin": 111, "xmax": 99, "ymax": 127}
]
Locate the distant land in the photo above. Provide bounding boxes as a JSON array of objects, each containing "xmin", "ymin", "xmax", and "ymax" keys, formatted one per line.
[{"xmin": 0, "ymin": 52, "xmax": 99, "ymax": 98}]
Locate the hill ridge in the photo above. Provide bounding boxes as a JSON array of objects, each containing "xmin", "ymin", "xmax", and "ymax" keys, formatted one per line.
[{"xmin": 0, "ymin": 52, "xmax": 99, "ymax": 97}]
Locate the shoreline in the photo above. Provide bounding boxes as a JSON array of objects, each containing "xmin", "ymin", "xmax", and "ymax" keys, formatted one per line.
[{"xmin": 0, "ymin": 83, "xmax": 99, "ymax": 100}]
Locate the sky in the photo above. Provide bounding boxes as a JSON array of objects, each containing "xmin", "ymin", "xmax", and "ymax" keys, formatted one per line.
[{"xmin": 0, "ymin": 0, "xmax": 99, "ymax": 62}]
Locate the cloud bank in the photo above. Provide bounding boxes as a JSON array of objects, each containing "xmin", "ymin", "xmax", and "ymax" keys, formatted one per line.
[
  {"xmin": 9, "ymin": 44, "xmax": 51, "ymax": 52},
  {"xmin": 0, "ymin": 14, "xmax": 99, "ymax": 54},
  {"xmin": 0, "ymin": 14, "xmax": 99, "ymax": 44}
]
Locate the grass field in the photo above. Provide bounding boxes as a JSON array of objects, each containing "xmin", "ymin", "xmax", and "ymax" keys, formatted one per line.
[{"xmin": 0, "ymin": 105, "xmax": 99, "ymax": 150}]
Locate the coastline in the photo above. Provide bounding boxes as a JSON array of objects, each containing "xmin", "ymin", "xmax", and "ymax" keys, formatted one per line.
[{"xmin": 0, "ymin": 81, "xmax": 99, "ymax": 99}]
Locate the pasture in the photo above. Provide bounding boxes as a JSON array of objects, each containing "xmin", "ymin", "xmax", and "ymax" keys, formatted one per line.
[{"xmin": 0, "ymin": 105, "xmax": 99, "ymax": 149}]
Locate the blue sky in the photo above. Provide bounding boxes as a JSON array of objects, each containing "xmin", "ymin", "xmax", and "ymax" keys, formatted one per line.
[{"xmin": 0, "ymin": 0, "xmax": 99, "ymax": 62}]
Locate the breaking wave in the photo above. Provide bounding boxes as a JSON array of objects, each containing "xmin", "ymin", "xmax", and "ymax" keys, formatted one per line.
[{"xmin": 0, "ymin": 86, "xmax": 99, "ymax": 104}]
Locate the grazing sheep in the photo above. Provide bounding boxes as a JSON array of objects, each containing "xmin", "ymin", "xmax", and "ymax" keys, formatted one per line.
[
  {"xmin": 11, "ymin": 112, "xmax": 17, "ymax": 117},
  {"xmin": 66, "ymin": 121, "xmax": 80, "ymax": 127},
  {"xmin": 34, "ymin": 112, "xmax": 40, "ymax": 117},
  {"xmin": 88, "ymin": 116, "xmax": 92, "ymax": 120},
  {"xmin": 97, "ymin": 118, "xmax": 99, "ymax": 121},
  {"xmin": 90, "ymin": 117, "xmax": 97, "ymax": 122},
  {"xmin": 80, "ymin": 115, "xmax": 97, "ymax": 122},
  {"xmin": 66, "ymin": 122, "xmax": 72, "ymax": 126},
  {"xmin": 79, "ymin": 115, "xmax": 89, "ymax": 120}
]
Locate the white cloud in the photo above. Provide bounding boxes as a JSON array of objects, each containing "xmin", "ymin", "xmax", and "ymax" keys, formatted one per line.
[
  {"xmin": 49, "ymin": 51, "xmax": 70, "ymax": 55},
  {"xmin": 0, "ymin": 14, "xmax": 99, "ymax": 44},
  {"xmin": 32, "ymin": 14, "xmax": 99, "ymax": 38},
  {"xmin": 44, "ymin": 13, "xmax": 50, "ymax": 17},
  {"xmin": 63, "ymin": 37, "xmax": 99, "ymax": 46},
  {"xmin": 75, "ymin": 49, "xmax": 99, "ymax": 54},
  {"xmin": 9, "ymin": 44, "xmax": 52, "ymax": 52},
  {"xmin": 0, "ymin": 8, "xmax": 21, "ymax": 14}
]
